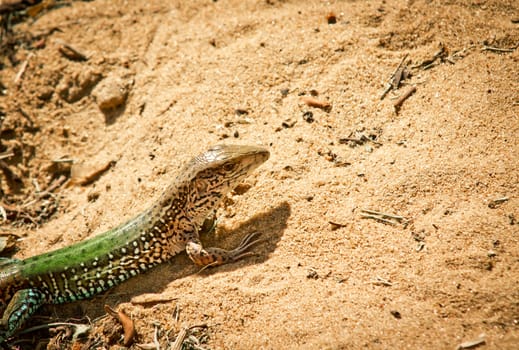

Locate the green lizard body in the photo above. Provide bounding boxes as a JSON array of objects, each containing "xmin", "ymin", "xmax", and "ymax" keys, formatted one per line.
[{"xmin": 0, "ymin": 144, "xmax": 269, "ymax": 342}]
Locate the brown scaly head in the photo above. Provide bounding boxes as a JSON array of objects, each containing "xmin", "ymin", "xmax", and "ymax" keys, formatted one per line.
[
  {"xmin": 182, "ymin": 144, "xmax": 269, "ymax": 225},
  {"xmin": 153, "ymin": 144, "xmax": 270, "ymax": 236}
]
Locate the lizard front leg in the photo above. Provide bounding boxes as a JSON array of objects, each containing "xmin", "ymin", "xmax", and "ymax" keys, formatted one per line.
[
  {"xmin": 199, "ymin": 211, "xmax": 217, "ymax": 236},
  {"xmin": 185, "ymin": 232, "xmax": 262, "ymax": 267},
  {"xmin": 0, "ymin": 289, "xmax": 45, "ymax": 343}
]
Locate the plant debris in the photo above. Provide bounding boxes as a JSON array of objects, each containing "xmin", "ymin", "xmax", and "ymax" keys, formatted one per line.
[
  {"xmin": 70, "ymin": 160, "xmax": 116, "ymax": 186},
  {"xmin": 380, "ymin": 53, "xmax": 410, "ymax": 100},
  {"xmin": 360, "ymin": 209, "xmax": 409, "ymax": 226},
  {"xmin": 487, "ymin": 196, "xmax": 509, "ymax": 209},
  {"xmin": 104, "ymin": 304, "xmax": 136, "ymax": 347},
  {"xmin": 456, "ymin": 334, "xmax": 486, "ymax": 349},
  {"xmin": 0, "ymin": 233, "xmax": 18, "ymax": 253},
  {"xmin": 393, "ymin": 86, "xmax": 417, "ymax": 112},
  {"xmin": 301, "ymin": 96, "xmax": 331, "ymax": 111}
]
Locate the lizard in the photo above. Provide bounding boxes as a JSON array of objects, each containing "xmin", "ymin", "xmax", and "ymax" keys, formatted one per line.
[{"xmin": 0, "ymin": 144, "xmax": 269, "ymax": 343}]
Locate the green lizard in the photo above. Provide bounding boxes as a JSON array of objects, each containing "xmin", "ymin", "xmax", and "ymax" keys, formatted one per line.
[{"xmin": 0, "ymin": 144, "xmax": 269, "ymax": 342}]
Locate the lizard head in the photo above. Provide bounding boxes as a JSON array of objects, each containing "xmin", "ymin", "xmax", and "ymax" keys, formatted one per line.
[
  {"xmin": 186, "ymin": 144, "xmax": 270, "ymax": 222},
  {"xmin": 190, "ymin": 144, "xmax": 269, "ymax": 194}
]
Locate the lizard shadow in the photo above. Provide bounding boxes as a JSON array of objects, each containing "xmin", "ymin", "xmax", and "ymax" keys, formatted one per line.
[{"xmin": 44, "ymin": 201, "xmax": 291, "ymax": 321}]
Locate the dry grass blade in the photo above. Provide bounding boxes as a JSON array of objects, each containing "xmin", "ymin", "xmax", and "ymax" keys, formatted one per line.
[
  {"xmin": 135, "ymin": 343, "xmax": 159, "ymax": 350},
  {"xmin": 328, "ymin": 221, "xmax": 347, "ymax": 231},
  {"xmin": 17, "ymin": 322, "xmax": 90, "ymax": 340},
  {"xmin": 13, "ymin": 52, "xmax": 33, "ymax": 84},
  {"xmin": 131, "ymin": 293, "xmax": 178, "ymax": 306},
  {"xmin": 55, "ymin": 39, "xmax": 88, "ymax": 61},
  {"xmin": 488, "ymin": 196, "xmax": 509, "ymax": 209},
  {"xmin": 456, "ymin": 334, "xmax": 486, "ymax": 349},
  {"xmin": 481, "ymin": 45, "xmax": 516, "ymax": 53},
  {"xmin": 380, "ymin": 53, "xmax": 409, "ymax": 100},
  {"xmin": 0, "ymin": 151, "xmax": 14, "ymax": 160},
  {"xmin": 361, "ymin": 209, "xmax": 408, "ymax": 226},
  {"xmin": 370, "ymin": 276, "xmax": 393, "ymax": 286},
  {"xmin": 170, "ymin": 324, "xmax": 209, "ymax": 350}
]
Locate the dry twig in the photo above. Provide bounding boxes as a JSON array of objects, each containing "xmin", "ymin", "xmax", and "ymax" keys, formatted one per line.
[
  {"xmin": 0, "ymin": 151, "xmax": 14, "ymax": 160},
  {"xmin": 17, "ymin": 322, "xmax": 90, "ymax": 340},
  {"xmin": 55, "ymin": 39, "xmax": 88, "ymax": 61},
  {"xmin": 329, "ymin": 221, "xmax": 347, "ymax": 231},
  {"xmin": 170, "ymin": 326, "xmax": 189, "ymax": 350},
  {"xmin": 488, "ymin": 196, "xmax": 509, "ymax": 209},
  {"xmin": 370, "ymin": 276, "xmax": 393, "ymax": 286},
  {"xmin": 301, "ymin": 96, "xmax": 331, "ymax": 111},
  {"xmin": 456, "ymin": 334, "xmax": 486, "ymax": 349},
  {"xmin": 13, "ymin": 52, "xmax": 34, "ymax": 84},
  {"xmin": 481, "ymin": 45, "xmax": 516, "ymax": 53},
  {"xmin": 361, "ymin": 209, "xmax": 408, "ymax": 226},
  {"xmin": 380, "ymin": 53, "xmax": 409, "ymax": 100},
  {"xmin": 394, "ymin": 86, "xmax": 417, "ymax": 112},
  {"xmin": 170, "ymin": 324, "xmax": 209, "ymax": 350}
]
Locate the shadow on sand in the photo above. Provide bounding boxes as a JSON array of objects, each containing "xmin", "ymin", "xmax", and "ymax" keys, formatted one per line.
[{"xmin": 41, "ymin": 201, "xmax": 291, "ymax": 323}]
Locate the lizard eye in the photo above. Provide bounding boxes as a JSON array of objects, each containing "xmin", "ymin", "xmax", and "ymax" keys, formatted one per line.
[{"xmin": 223, "ymin": 163, "xmax": 235, "ymax": 172}]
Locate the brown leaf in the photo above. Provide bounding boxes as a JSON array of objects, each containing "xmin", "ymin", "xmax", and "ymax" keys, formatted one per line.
[
  {"xmin": 104, "ymin": 304, "xmax": 136, "ymax": 347},
  {"xmin": 0, "ymin": 233, "xmax": 19, "ymax": 253},
  {"xmin": 71, "ymin": 160, "xmax": 115, "ymax": 186},
  {"xmin": 301, "ymin": 96, "xmax": 332, "ymax": 111}
]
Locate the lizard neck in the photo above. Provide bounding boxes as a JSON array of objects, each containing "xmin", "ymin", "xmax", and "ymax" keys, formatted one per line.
[{"xmin": 18, "ymin": 206, "xmax": 179, "ymax": 303}]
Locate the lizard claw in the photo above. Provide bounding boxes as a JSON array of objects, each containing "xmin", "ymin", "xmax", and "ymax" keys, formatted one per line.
[
  {"xmin": 189, "ymin": 232, "xmax": 264, "ymax": 271},
  {"xmin": 228, "ymin": 232, "xmax": 264, "ymax": 261}
]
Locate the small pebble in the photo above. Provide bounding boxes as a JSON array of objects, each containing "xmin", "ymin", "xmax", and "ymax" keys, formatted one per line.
[
  {"xmin": 302, "ymin": 111, "xmax": 314, "ymax": 123},
  {"xmin": 92, "ymin": 72, "xmax": 131, "ymax": 111},
  {"xmin": 307, "ymin": 268, "xmax": 319, "ymax": 279},
  {"xmin": 390, "ymin": 310, "xmax": 401, "ymax": 319},
  {"xmin": 326, "ymin": 12, "xmax": 337, "ymax": 24},
  {"xmin": 235, "ymin": 108, "xmax": 249, "ymax": 115}
]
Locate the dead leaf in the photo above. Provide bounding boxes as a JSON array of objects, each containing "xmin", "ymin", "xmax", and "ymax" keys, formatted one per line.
[
  {"xmin": 301, "ymin": 96, "xmax": 331, "ymax": 110},
  {"xmin": 0, "ymin": 233, "xmax": 19, "ymax": 253},
  {"xmin": 71, "ymin": 160, "xmax": 115, "ymax": 186},
  {"xmin": 104, "ymin": 305, "xmax": 136, "ymax": 347}
]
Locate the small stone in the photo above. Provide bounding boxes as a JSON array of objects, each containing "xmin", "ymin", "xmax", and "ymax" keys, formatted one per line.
[
  {"xmin": 326, "ymin": 12, "xmax": 337, "ymax": 24},
  {"xmin": 306, "ymin": 268, "xmax": 319, "ymax": 279},
  {"xmin": 390, "ymin": 310, "xmax": 401, "ymax": 319},
  {"xmin": 281, "ymin": 119, "xmax": 297, "ymax": 128},
  {"xmin": 233, "ymin": 183, "xmax": 252, "ymax": 195},
  {"xmin": 37, "ymin": 86, "xmax": 54, "ymax": 101},
  {"xmin": 87, "ymin": 191, "xmax": 100, "ymax": 202},
  {"xmin": 92, "ymin": 72, "xmax": 132, "ymax": 111},
  {"xmin": 302, "ymin": 111, "xmax": 314, "ymax": 123},
  {"xmin": 235, "ymin": 108, "xmax": 249, "ymax": 116}
]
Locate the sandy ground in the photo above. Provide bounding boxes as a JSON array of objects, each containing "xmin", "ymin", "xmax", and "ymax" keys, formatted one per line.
[{"xmin": 1, "ymin": 0, "xmax": 518, "ymax": 349}]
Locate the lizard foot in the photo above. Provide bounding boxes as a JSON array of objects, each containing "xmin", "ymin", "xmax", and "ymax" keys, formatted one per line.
[{"xmin": 186, "ymin": 232, "xmax": 263, "ymax": 268}]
